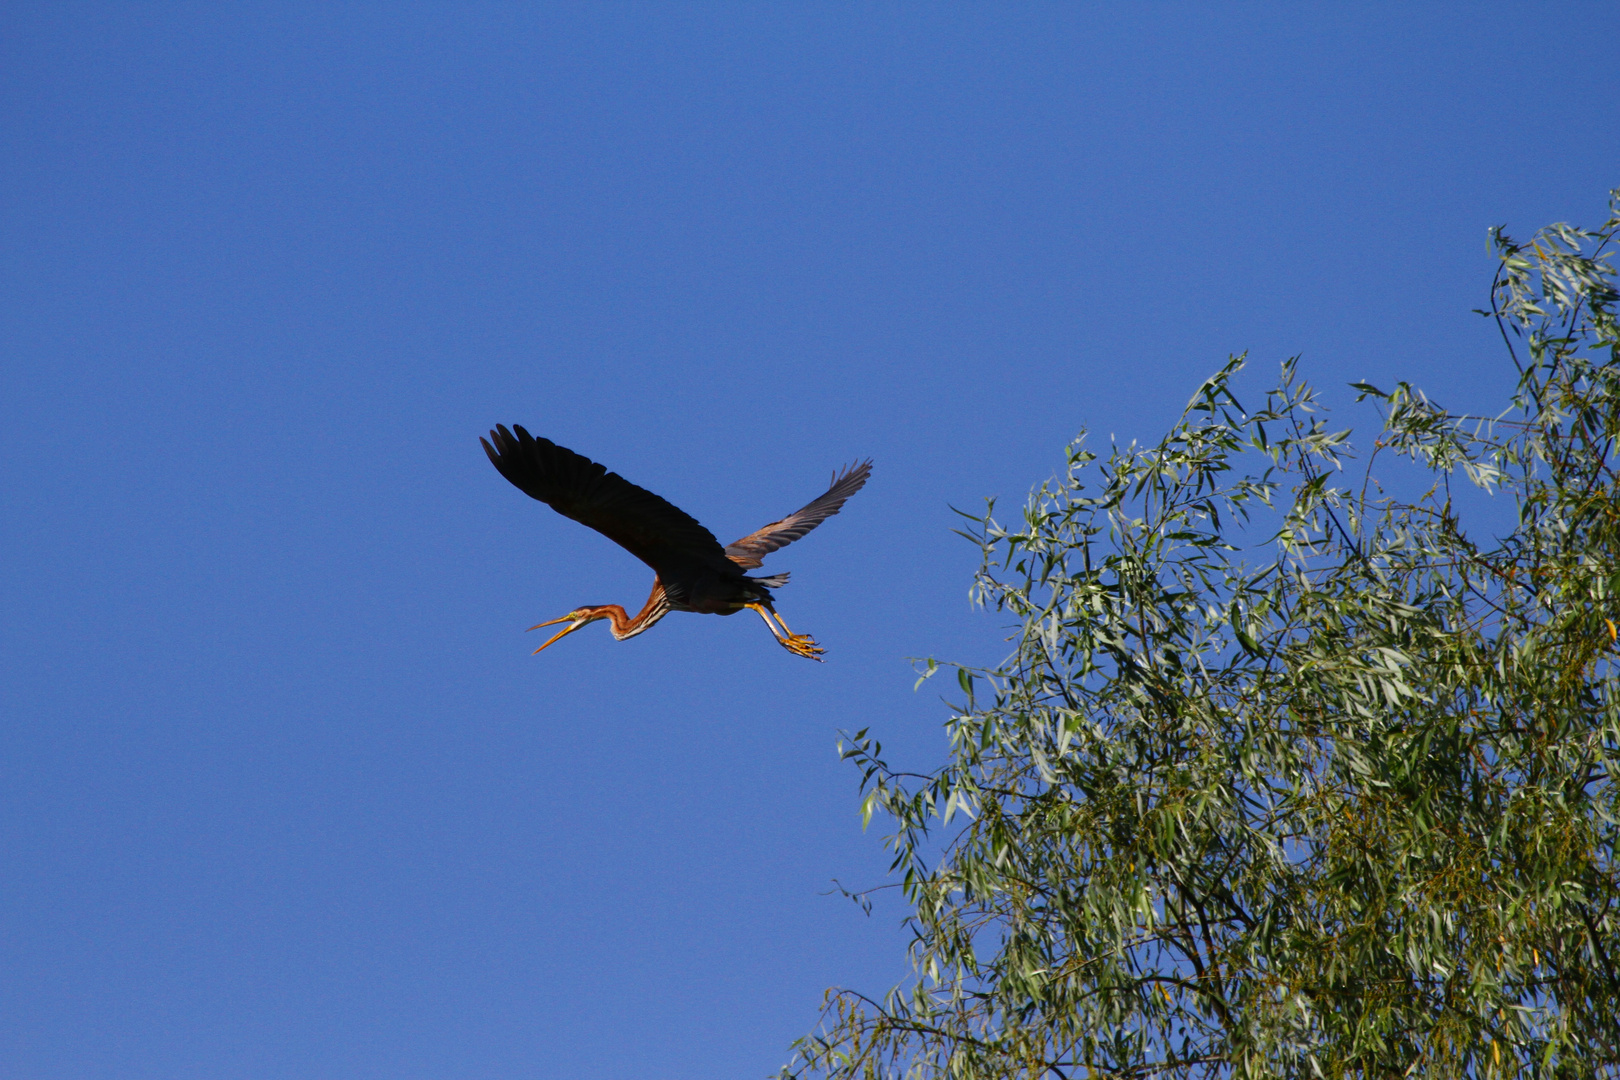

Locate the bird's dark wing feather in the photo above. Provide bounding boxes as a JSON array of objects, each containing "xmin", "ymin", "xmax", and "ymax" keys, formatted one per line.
[
  {"xmin": 483, "ymin": 425, "xmax": 733, "ymax": 575},
  {"xmin": 725, "ymin": 460, "xmax": 872, "ymax": 569}
]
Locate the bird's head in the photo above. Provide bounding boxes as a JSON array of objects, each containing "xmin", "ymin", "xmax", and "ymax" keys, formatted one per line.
[{"xmin": 527, "ymin": 607, "xmax": 611, "ymax": 654}]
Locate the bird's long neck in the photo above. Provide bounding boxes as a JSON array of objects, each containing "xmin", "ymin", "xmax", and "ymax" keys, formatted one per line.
[{"xmin": 600, "ymin": 580, "xmax": 671, "ymax": 641}]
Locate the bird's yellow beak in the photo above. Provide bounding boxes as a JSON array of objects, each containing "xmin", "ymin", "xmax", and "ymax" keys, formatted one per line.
[{"xmin": 527, "ymin": 613, "xmax": 590, "ymax": 655}]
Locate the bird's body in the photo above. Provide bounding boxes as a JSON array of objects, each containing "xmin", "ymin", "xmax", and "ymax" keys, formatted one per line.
[{"xmin": 481, "ymin": 425, "xmax": 870, "ymax": 660}]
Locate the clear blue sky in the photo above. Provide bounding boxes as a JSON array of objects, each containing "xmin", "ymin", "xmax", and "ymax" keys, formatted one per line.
[{"xmin": 2, "ymin": 5, "xmax": 1617, "ymax": 1078}]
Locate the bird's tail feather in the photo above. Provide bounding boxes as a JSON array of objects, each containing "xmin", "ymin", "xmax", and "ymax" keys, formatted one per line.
[{"xmin": 749, "ymin": 572, "xmax": 791, "ymax": 589}]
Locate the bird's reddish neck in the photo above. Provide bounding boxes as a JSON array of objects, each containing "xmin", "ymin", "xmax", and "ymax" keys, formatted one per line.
[{"xmin": 591, "ymin": 582, "xmax": 671, "ymax": 640}]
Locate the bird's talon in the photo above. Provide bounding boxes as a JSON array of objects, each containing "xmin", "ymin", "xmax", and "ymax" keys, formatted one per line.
[{"xmin": 781, "ymin": 633, "xmax": 825, "ymax": 661}]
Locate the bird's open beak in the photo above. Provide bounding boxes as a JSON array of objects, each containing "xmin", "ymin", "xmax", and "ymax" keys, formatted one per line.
[{"xmin": 527, "ymin": 614, "xmax": 588, "ymax": 655}]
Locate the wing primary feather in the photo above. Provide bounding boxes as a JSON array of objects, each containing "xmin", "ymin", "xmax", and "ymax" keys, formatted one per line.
[{"xmin": 725, "ymin": 459, "xmax": 873, "ymax": 568}]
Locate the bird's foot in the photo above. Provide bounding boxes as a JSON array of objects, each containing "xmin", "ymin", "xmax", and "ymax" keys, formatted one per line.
[{"xmin": 780, "ymin": 632, "xmax": 825, "ymax": 662}]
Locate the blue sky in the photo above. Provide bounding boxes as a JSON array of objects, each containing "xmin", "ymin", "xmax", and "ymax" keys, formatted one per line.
[{"xmin": 2, "ymin": 4, "xmax": 1617, "ymax": 1078}]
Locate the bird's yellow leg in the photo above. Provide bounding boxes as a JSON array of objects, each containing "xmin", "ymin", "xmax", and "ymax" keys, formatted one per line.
[
  {"xmin": 748, "ymin": 602, "xmax": 785, "ymax": 639},
  {"xmin": 746, "ymin": 603, "xmax": 824, "ymax": 661},
  {"xmin": 770, "ymin": 610, "xmax": 825, "ymax": 659}
]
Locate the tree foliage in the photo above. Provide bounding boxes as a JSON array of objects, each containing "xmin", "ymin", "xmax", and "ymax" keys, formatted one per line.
[{"xmin": 788, "ymin": 193, "xmax": 1620, "ymax": 1079}]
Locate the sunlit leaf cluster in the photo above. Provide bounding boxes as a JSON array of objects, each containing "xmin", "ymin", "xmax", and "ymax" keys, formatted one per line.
[{"xmin": 788, "ymin": 193, "xmax": 1620, "ymax": 1079}]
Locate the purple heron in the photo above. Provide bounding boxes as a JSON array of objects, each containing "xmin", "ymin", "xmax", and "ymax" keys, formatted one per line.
[{"xmin": 482, "ymin": 425, "xmax": 871, "ymax": 661}]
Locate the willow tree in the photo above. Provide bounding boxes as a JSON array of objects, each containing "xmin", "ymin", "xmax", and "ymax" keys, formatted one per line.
[{"xmin": 789, "ymin": 194, "xmax": 1620, "ymax": 1079}]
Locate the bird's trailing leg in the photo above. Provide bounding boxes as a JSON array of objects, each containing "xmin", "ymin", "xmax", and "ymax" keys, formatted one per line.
[
  {"xmin": 756, "ymin": 605, "xmax": 813, "ymax": 651},
  {"xmin": 747, "ymin": 603, "xmax": 824, "ymax": 661}
]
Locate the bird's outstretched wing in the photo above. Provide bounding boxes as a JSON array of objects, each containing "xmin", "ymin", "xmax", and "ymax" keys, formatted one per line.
[
  {"xmin": 725, "ymin": 460, "xmax": 872, "ymax": 569},
  {"xmin": 483, "ymin": 425, "xmax": 733, "ymax": 575}
]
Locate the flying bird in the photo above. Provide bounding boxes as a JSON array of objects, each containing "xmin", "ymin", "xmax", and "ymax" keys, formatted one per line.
[{"xmin": 482, "ymin": 425, "xmax": 871, "ymax": 661}]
